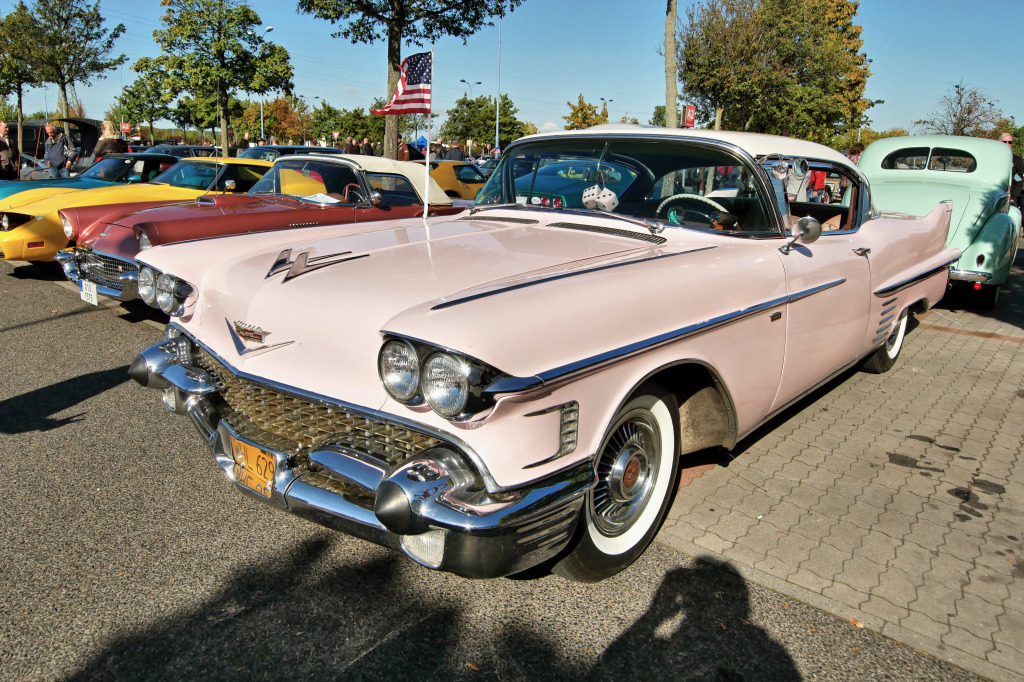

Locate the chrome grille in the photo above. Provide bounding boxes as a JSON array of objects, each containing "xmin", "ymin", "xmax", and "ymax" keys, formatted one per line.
[
  {"xmin": 193, "ymin": 348, "xmax": 442, "ymax": 469},
  {"xmin": 79, "ymin": 250, "xmax": 137, "ymax": 290}
]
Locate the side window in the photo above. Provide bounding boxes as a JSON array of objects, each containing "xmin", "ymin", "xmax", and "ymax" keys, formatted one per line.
[
  {"xmin": 881, "ymin": 147, "xmax": 929, "ymax": 169},
  {"xmin": 928, "ymin": 148, "xmax": 976, "ymax": 172},
  {"xmin": 786, "ymin": 164, "xmax": 864, "ymax": 233}
]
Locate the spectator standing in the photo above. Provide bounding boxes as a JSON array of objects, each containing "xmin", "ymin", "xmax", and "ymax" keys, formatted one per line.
[
  {"xmin": 343, "ymin": 137, "xmax": 359, "ymax": 154},
  {"xmin": 374, "ymin": 140, "xmax": 383, "ymax": 156},
  {"xmin": 360, "ymin": 137, "xmax": 373, "ymax": 155},
  {"xmin": 846, "ymin": 142, "xmax": 864, "ymax": 165},
  {"xmin": 445, "ymin": 141, "xmax": 465, "ymax": 161},
  {"xmin": 43, "ymin": 124, "xmax": 74, "ymax": 178},
  {"xmin": 396, "ymin": 135, "xmax": 410, "ymax": 161},
  {"xmin": 0, "ymin": 121, "xmax": 16, "ymax": 180},
  {"xmin": 998, "ymin": 133, "xmax": 1022, "ymax": 208},
  {"xmin": 807, "ymin": 169, "xmax": 826, "ymax": 202},
  {"xmin": 92, "ymin": 120, "xmax": 121, "ymax": 157}
]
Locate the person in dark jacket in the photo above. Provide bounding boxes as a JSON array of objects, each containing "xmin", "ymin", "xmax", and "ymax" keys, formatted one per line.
[
  {"xmin": 999, "ymin": 133, "xmax": 1022, "ymax": 207},
  {"xmin": 92, "ymin": 121, "xmax": 121, "ymax": 157},
  {"xmin": 445, "ymin": 141, "xmax": 465, "ymax": 161},
  {"xmin": 0, "ymin": 121, "xmax": 16, "ymax": 180},
  {"xmin": 44, "ymin": 124, "xmax": 75, "ymax": 178}
]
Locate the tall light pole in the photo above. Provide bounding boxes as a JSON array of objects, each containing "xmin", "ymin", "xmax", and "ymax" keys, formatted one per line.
[
  {"xmin": 601, "ymin": 97, "xmax": 613, "ymax": 121},
  {"xmin": 494, "ymin": 16, "xmax": 501, "ymax": 154},
  {"xmin": 460, "ymin": 79, "xmax": 481, "ymax": 99},
  {"xmin": 248, "ymin": 25, "xmax": 273, "ymax": 141}
]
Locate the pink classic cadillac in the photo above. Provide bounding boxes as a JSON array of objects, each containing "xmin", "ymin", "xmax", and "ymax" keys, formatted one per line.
[{"xmin": 129, "ymin": 125, "xmax": 958, "ymax": 582}]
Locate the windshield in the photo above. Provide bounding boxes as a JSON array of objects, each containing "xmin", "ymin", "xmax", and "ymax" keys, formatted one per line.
[
  {"xmin": 477, "ymin": 138, "xmax": 780, "ymax": 234},
  {"xmin": 79, "ymin": 157, "xmax": 141, "ymax": 182},
  {"xmin": 249, "ymin": 159, "xmax": 365, "ymax": 203},
  {"xmin": 151, "ymin": 160, "xmax": 222, "ymax": 189},
  {"xmin": 239, "ymin": 147, "xmax": 280, "ymax": 161}
]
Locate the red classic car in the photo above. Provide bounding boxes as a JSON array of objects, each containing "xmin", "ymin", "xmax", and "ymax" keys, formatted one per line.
[{"xmin": 56, "ymin": 154, "xmax": 462, "ymax": 303}]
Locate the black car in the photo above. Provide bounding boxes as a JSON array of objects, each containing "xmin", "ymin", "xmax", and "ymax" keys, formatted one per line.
[{"xmin": 237, "ymin": 145, "xmax": 347, "ymax": 161}]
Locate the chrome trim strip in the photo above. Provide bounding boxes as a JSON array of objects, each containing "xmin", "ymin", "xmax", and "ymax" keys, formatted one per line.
[
  {"xmin": 881, "ymin": 305, "xmax": 896, "ymax": 316},
  {"xmin": 490, "ymin": 278, "xmax": 846, "ymax": 391},
  {"xmin": 878, "ymin": 314, "xmax": 894, "ymax": 326},
  {"xmin": 431, "ymin": 246, "xmax": 718, "ymax": 311},
  {"xmin": 873, "ymin": 332, "xmax": 889, "ymax": 342},
  {"xmin": 949, "ymin": 269, "xmax": 993, "ymax": 283},
  {"xmin": 874, "ymin": 256, "xmax": 959, "ymax": 297},
  {"xmin": 883, "ymin": 297, "xmax": 897, "ymax": 306}
]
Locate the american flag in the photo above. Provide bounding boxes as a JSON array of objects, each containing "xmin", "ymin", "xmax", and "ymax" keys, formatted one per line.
[{"xmin": 371, "ymin": 52, "xmax": 432, "ymax": 115}]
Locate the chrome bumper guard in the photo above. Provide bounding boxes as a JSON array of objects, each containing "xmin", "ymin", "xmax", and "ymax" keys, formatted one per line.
[
  {"xmin": 55, "ymin": 249, "xmax": 140, "ymax": 301},
  {"xmin": 949, "ymin": 269, "xmax": 993, "ymax": 283},
  {"xmin": 130, "ymin": 336, "xmax": 594, "ymax": 578}
]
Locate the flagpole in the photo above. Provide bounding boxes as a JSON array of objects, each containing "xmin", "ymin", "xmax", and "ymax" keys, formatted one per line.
[{"xmin": 423, "ymin": 49, "xmax": 434, "ymax": 226}]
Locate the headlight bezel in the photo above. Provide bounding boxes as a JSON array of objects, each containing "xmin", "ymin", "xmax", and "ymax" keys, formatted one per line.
[
  {"xmin": 0, "ymin": 213, "xmax": 31, "ymax": 232},
  {"xmin": 138, "ymin": 266, "xmax": 156, "ymax": 304},
  {"xmin": 59, "ymin": 211, "xmax": 74, "ymax": 239},
  {"xmin": 379, "ymin": 338, "xmax": 422, "ymax": 404},
  {"xmin": 138, "ymin": 231, "xmax": 153, "ymax": 250},
  {"xmin": 378, "ymin": 334, "xmax": 503, "ymax": 421}
]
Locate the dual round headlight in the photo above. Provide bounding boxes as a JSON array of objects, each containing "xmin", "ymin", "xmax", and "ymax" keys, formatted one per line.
[
  {"xmin": 138, "ymin": 266, "xmax": 192, "ymax": 315},
  {"xmin": 379, "ymin": 340, "xmax": 474, "ymax": 419}
]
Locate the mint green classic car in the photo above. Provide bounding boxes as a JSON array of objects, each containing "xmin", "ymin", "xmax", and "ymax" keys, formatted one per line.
[{"xmin": 859, "ymin": 135, "xmax": 1022, "ymax": 309}]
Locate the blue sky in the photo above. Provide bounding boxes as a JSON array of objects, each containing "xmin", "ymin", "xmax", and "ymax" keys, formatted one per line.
[{"xmin": 14, "ymin": 0, "xmax": 1024, "ymax": 136}]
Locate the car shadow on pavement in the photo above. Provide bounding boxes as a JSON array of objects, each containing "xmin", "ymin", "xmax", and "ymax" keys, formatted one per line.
[
  {"xmin": 62, "ymin": 535, "xmax": 798, "ymax": 681},
  {"xmin": 5, "ymin": 260, "xmax": 65, "ymax": 281},
  {"xmin": 935, "ymin": 247, "xmax": 1024, "ymax": 330},
  {"xmin": 0, "ymin": 365, "xmax": 129, "ymax": 433}
]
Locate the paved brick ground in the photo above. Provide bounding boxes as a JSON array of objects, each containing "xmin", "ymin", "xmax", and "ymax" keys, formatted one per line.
[{"xmin": 659, "ymin": 253, "xmax": 1024, "ymax": 682}]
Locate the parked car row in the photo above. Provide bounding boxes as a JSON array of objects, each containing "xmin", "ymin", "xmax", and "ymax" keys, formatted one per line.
[{"xmin": 1, "ymin": 128, "xmax": 1018, "ymax": 584}]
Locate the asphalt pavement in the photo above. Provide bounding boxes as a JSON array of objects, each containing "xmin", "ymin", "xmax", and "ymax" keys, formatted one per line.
[{"xmin": 0, "ymin": 257, "xmax": 1004, "ymax": 681}]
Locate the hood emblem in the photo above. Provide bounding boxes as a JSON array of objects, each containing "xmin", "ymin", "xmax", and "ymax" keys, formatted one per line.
[
  {"xmin": 226, "ymin": 319, "xmax": 294, "ymax": 357},
  {"xmin": 266, "ymin": 248, "xmax": 369, "ymax": 283},
  {"xmin": 233, "ymin": 321, "xmax": 270, "ymax": 343}
]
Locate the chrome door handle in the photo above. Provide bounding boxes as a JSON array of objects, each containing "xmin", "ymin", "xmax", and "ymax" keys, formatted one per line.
[{"xmin": 853, "ymin": 247, "xmax": 870, "ymax": 256}]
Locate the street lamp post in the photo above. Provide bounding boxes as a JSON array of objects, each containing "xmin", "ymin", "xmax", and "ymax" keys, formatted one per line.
[
  {"xmin": 460, "ymin": 79, "xmax": 481, "ymax": 99},
  {"xmin": 601, "ymin": 97, "xmax": 613, "ymax": 121},
  {"xmin": 248, "ymin": 26, "xmax": 273, "ymax": 141}
]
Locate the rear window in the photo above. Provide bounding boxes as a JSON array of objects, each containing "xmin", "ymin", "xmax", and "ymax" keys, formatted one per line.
[{"xmin": 880, "ymin": 147, "xmax": 976, "ymax": 173}]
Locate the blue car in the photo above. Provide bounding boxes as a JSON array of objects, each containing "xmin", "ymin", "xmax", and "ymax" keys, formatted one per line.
[{"xmin": 0, "ymin": 153, "xmax": 179, "ymax": 203}]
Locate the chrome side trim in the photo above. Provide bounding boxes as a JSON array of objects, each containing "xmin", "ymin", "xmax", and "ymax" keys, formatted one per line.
[
  {"xmin": 949, "ymin": 269, "xmax": 993, "ymax": 283},
  {"xmin": 488, "ymin": 278, "xmax": 847, "ymax": 392},
  {"xmin": 874, "ymin": 256, "xmax": 959, "ymax": 297},
  {"xmin": 431, "ymin": 246, "xmax": 718, "ymax": 311}
]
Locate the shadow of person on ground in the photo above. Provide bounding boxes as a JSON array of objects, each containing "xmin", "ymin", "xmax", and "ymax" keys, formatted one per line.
[
  {"xmin": 587, "ymin": 557, "xmax": 800, "ymax": 681},
  {"xmin": 0, "ymin": 365, "xmax": 129, "ymax": 433}
]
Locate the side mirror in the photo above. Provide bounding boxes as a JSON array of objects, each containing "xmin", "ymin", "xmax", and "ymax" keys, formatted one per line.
[
  {"xmin": 790, "ymin": 158, "xmax": 809, "ymax": 178},
  {"xmin": 780, "ymin": 216, "xmax": 822, "ymax": 254},
  {"xmin": 127, "ymin": 174, "xmax": 142, "ymax": 183},
  {"xmin": 222, "ymin": 179, "xmax": 236, "ymax": 191},
  {"xmin": 369, "ymin": 190, "xmax": 384, "ymax": 207}
]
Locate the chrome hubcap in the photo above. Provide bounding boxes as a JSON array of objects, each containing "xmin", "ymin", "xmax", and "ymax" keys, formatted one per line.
[{"xmin": 591, "ymin": 409, "xmax": 660, "ymax": 536}]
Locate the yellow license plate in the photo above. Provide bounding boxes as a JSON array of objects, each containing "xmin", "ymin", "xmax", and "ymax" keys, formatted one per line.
[{"xmin": 229, "ymin": 434, "xmax": 276, "ymax": 498}]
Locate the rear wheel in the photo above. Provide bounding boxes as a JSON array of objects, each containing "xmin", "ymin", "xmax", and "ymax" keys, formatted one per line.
[
  {"xmin": 862, "ymin": 308, "xmax": 908, "ymax": 374},
  {"xmin": 553, "ymin": 384, "xmax": 679, "ymax": 582}
]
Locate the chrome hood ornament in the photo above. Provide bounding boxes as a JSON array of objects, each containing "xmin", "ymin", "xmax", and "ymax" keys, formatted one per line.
[{"xmin": 233, "ymin": 320, "xmax": 270, "ymax": 343}]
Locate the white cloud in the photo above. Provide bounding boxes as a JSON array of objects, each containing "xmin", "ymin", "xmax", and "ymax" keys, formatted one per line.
[{"xmin": 538, "ymin": 121, "xmax": 560, "ymax": 133}]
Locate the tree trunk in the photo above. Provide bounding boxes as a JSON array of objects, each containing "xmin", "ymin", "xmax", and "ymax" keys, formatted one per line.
[
  {"xmin": 16, "ymin": 85, "xmax": 24, "ymax": 171},
  {"xmin": 383, "ymin": 21, "xmax": 401, "ymax": 159},
  {"xmin": 714, "ymin": 106, "xmax": 724, "ymax": 131},
  {"xmin": 665, "ymin": 0, "xmax": 678, "ymax": 128},
  {"xmin": 219, "ymin": 84, "xmax": 229, "ymax": 153}
]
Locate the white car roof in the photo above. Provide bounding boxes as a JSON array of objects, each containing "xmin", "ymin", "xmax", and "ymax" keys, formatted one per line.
[
  {"xmin": 276, "ymin": 154, "xmax": 453, "ymax": 206},
  {"xmin": 524, "ymin": 123, "xmax": 855, "ymax": 171}
]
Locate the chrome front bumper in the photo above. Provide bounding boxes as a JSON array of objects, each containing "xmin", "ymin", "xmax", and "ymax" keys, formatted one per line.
[
  {"xmin": 55, "ymin": 249, "xmax": 140, "ymax": 301},
  {"xmin": 130, "ymin": 334, "xmax": 593, "ymax": 578}
]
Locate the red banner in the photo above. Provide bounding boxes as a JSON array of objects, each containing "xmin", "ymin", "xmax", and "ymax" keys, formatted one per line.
[{"xmin": 684, "ymin": 105, "xmax": 696, "ymax": 128}]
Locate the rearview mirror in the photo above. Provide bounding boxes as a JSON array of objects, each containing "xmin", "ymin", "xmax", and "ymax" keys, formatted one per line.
[{"xmin": 127, "ymin": 174, "xmax": 142, "ymax": 183}]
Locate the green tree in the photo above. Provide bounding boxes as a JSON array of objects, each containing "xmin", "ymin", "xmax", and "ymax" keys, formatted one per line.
[
  {"xmin": 119, "ymin": 75, "xmax": 171, "ymax": 143},
  {"xmin": 563, "ymin": 94, "xmax": 607, "ymax": 130},
  {"xmin": 32, "ymin": 0, "xmax": 125, "ymax": 140},
  {"xmin": 914, "ymin": 81, "xmax": 1002, "ymax": 137},
  {"xmin": 677, "ymin": 0, "xmax": 874, "ymax": 140},
  {"xmin": 296, "ymin": 0, "xmax": 522, "ymax": 158},
  {"xmin": 440, "ymin": 93, "xmax": 525, "ymax": 150},
  {"xmin": 0, "ymin": 2, "xmax": 43, "ymax": 157},
  {"xmin": 137, "ymin": 0, "xmax": 294, "ymax": 152}
]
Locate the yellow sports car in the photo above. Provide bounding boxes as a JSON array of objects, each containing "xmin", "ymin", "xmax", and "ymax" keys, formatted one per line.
[
  {"xmin": 413, "ymin": 160, "xmax": 486, "ymax": 200},
  {"xmin": 0, "ymin": 157, "xmax": 271, "ymax": 262}
]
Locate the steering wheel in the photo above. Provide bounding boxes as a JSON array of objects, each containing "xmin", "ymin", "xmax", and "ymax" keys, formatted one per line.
[
  {"xmin": 342, "ymin": 183, "xmax": 365, "ymax": 204},
  {"xmin": 656, "ymin": 194, "xmax": 727, "ymax": 226}
]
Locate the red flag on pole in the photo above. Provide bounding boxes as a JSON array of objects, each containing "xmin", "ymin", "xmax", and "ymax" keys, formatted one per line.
[{"xmin": 372, "ymin": 52, "xmax": 432, "ymax": 115}]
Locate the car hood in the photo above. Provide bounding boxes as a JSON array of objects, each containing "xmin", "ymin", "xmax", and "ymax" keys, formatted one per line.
[
  {"xmin": 139, "ymin": 209, "xmax": 782, "ymax": 409},
  {"xmin": 2, "ymin": 183, "xmax": 214, "ymax": 216},
  {"xmin": 108, "ymin": 195, "xmax": 305, "ymax": 228},
  {"xmin": 0, "ymin": 178, "xmax": 111, "ymax": 202}
]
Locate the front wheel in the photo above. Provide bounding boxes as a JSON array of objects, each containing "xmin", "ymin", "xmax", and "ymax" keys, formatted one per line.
[
  {"xmin": 862, "ymin": 308, "xmax": 908, "ymax": 374},
  {"xmin": 553, "ymin": 384, "xmax": 679, "ymax": 582}
]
